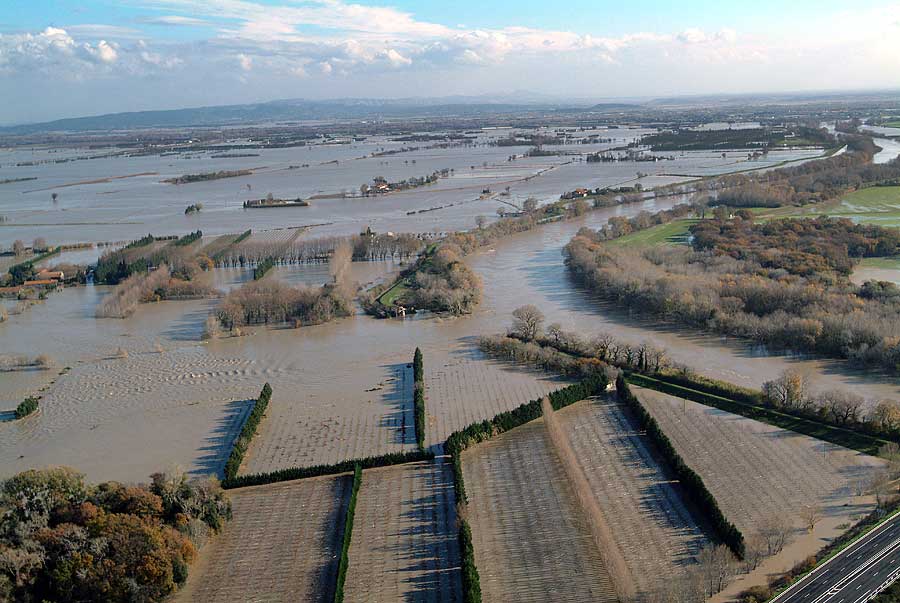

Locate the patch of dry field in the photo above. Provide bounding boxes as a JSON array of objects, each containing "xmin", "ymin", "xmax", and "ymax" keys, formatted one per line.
[
  {"xmin": 635, "ymin": 387, "xmax": 884, "ymax": 541},
  {"xmin": 556, "ymin": 399, "xmax": 710, "ymax": 599},
  {"xmin": 461, "ymin": 420, "xmax": 618, "ymax": 603},
  {"xmin": 344, "ymin": 459, "xmax": 462, "ymax": 602},
  {"xmin": 177, "ymin": 475, "xmax": 350, "ymax": 603},
  {"xmin": 423, "ymin": 346, "xmax": 563, "ymax": 447}
]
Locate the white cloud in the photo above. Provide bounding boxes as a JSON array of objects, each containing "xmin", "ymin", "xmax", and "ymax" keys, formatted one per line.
[
  {"xmin": 139, "ymin": 15, "xmax": 210, "ymax": 26},
  {"xmin": 237, "ymin": 52, "xmax": 252, "ymax": 71}
]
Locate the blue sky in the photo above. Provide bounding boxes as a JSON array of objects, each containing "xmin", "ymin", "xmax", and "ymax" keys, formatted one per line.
[{"xmin": 0, "ymin": 0, "xmax": 898, "ymax": 123}]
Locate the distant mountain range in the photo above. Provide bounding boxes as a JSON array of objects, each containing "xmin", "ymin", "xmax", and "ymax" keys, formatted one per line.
[{"xmin": 0, "ymin": 95, "xmax": 640, "ymax": 134}]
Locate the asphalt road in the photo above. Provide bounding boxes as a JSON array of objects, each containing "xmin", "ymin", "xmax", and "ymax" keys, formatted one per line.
[{"xmin": 771, "ymin": 511, "xmax": 900, "ymax": 603}]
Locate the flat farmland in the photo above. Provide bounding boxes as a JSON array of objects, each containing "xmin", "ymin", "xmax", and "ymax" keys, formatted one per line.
[
  {"xmin": 242, "ymin": 359, "xmax": 416, "ymax": 474},
  {"xmin": 176, "ymin": 475, "xmax": 350, "ymax": 603},
  {"xmin": 461, "ymin": 420, "xmax": 618, "ymax": 603},
  {"xmin": 635, "ymin": 387, "xmax": 885, "ymax": 548},
  {"xmin": 423, "ymin": 346, "xmax": 564, "ymax": 447},
  {"xmin": 556, "ymin": 399, "xmax": 709, "ymax": 598},
  {"xmin": 343, "ymin": 459, "xmax": 462, "ymax": 602}
]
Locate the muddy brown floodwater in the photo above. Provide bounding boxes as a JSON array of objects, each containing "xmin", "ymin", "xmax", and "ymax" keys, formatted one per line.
[{"xmin": 3, "ymin": 194, "xmax": 900, "ymax": 483}]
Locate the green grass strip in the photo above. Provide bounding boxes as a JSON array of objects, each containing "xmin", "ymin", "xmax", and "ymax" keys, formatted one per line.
[
  {"xmin": 221, "ymin": 449, "xmax": 434, "ymax": 489},
  {"xmin": 223, "ymin": 383, "xmax": 272, "ymax": 480},
  {"xmin": 626, "ymin": 372, "xmax": 888, "ymax": 456},
  {"xmin": 334, "ymin": 464, "xmax": 362, "ymax": 603}
]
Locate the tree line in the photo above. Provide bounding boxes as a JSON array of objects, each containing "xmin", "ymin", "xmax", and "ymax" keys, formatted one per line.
[
  {"xmin": 565, "ymin": 227, "xmax": 900, "ymax": 373},
  {"xmin": 334, "ymin": 464, "xmax": 362, "ymax": 603},
  {"xmin": 413, "ymin": 348, "xmax": 426, "ymax": 450}
]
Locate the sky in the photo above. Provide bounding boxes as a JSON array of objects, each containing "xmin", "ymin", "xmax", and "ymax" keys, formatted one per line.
[{"xmin": 0, "ymin": 0, "xmax": 899, "ymax": 124}]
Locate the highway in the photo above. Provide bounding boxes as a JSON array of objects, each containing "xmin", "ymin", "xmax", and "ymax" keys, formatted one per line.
[{"xmin": 771, "ymin": 511, "xmax": 900, "ymax": 603}]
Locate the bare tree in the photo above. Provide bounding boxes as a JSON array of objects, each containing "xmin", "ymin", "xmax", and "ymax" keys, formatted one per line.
[
  {"xmin": 800, "ymin": 505, "xmax": 823, "ymax": 532},
  {"xmin": 522, "ymin": 197, "xmax": 538, "ymax": 213},
  {"xmin": 697, "ymin": 544, "xmax": 736, "ymax": 596},
  {"xmin": 511, "ymin": 305, "xmax": 545, "ymax": 341},
  {"xmin": 12, "ymin": 239, "xmax": 25, "ymax": 256},
  {"xmin": 32, "ymin": 238, "xmax": 48, "ymax": 252},
  {"xmin": 546, "ymin": 323, "xmax": 562, "ymax": 345},
  {"xmin": 475, "ymin": 215, "xmax": 487, "ymax": 230},
  {"xmin": 759, "ymin": 515, "xmax": 792, "ymax": 555}
]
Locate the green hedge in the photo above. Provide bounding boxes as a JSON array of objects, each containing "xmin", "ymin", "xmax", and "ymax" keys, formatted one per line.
[
  {"xmin": 334, "ymin": 464, "xmax": 362, "ymax": 603},
  {"xmin": 221, "ymin": 449, "xmax": 434, "ymax": 489},
  {"xmin": 223, "ymin": 383, "xmax": 272, "ymax": 481},
  {"xmin": 627, "ymin": 372, "xmax": 886, "ymax": 456},
  {"xmin": 253, "ymin": 257, "xmax": 276, "ymax": 280},
  {"xmin": 617, "ymin": 375, "xmax": 745, "ymax": 558},
  {"xmin": 413, "ymin": 348, "xmax": 425, "ymax": 450},
  {"xmin": 458, "ymin": 516, "xmax": 482, "ymax": 603},
  {"xmin": 14, "ymin": 396, "xmax": 39, "ymax": 419},
  {"xmin": 174, "ymin": 229, "xmax": 202, "ymax": 246}
]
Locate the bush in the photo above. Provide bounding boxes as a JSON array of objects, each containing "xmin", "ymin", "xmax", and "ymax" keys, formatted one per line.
[
  {"xmin": 253, "ymin": 257, "xmax": 276, "ymax": 280},
  {"xmin": 413, "ymin": 348, "xmax": 425, "ymax": 450},
  {"xmin": 223, "ymin": 383, "xmax": 272, "ymax": 480},
  {"xmin": 14, "ymin": 396, "xmax": 39, "ymax": 419},
  {"xmin": 334, "ymin": 464, "xmax": 362, "ymax": 603},
  {"xmin": 616, "ymin": 375, "xmax": 745, "ymax": 558},
  {"xmin": 221, "ymin": 449, "xmax": 434, "ymax": 489}
]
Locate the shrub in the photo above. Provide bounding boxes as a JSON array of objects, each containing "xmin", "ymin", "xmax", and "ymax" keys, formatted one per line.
[
  {"xmin": 334, "ymin": 464, "xmax": 362, "ymax": 603},
  {"xmin": 14, "ymin": 396, "xmax": 39, "ymax": 419},
  {"xmin": 223, "ymin": 383, "xmax": 272, "ymax": 480},
  {"xmin": 253, "ymin": 257, "xmax": 276, "ymax": 280},
  {"xmin": 616, "ymin": 375, "xmax": 745, "ymax": 558}
]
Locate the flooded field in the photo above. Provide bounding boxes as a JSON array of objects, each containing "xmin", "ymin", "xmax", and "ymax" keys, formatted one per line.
[
  {"xmin": 0, "ymin": 127, "xmax": 822, "ymax": 248},
  {"xmin": 3, "ymin": 126, "xmax": 897, "ymax": 484}
]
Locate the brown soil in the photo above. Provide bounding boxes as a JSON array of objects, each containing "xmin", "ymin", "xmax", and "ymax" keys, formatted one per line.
[
  {"xmin": 461, "ymin": 419, "xmax": 618, "ymax": 602},
  {"xmin": 344, "ymin": 458, "xmax": 463, "ymax": 602},
  {"xmin": 176, "ymin": 475, "xmax": 350, "ymax": 603}
]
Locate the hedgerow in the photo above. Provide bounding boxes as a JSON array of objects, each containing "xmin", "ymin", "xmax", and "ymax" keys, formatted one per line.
[
  {"xmin": 413, "ymin": 348, "xmax": 425, "ymax": 450},
  {"xmin": 252, "ymin": 257, "xmax": 275, "ymax": 280},
  {"xmin": 14, "ymin": 396, "xmax": 39, "ymax": 419},
  {"xmin": 220, "ymin": 449, "xmax": 434, "ymax": 489},
  {"xmin": 334, "ymin": 464, "xmax": 362, "ymax": 603},
  {"xmin": 223, "ymin": 383, "xmax": 272, "ymax": 481},
  {"xmin": 616, "ymin": 374, "xmax": 745, "ymax": 559}
]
